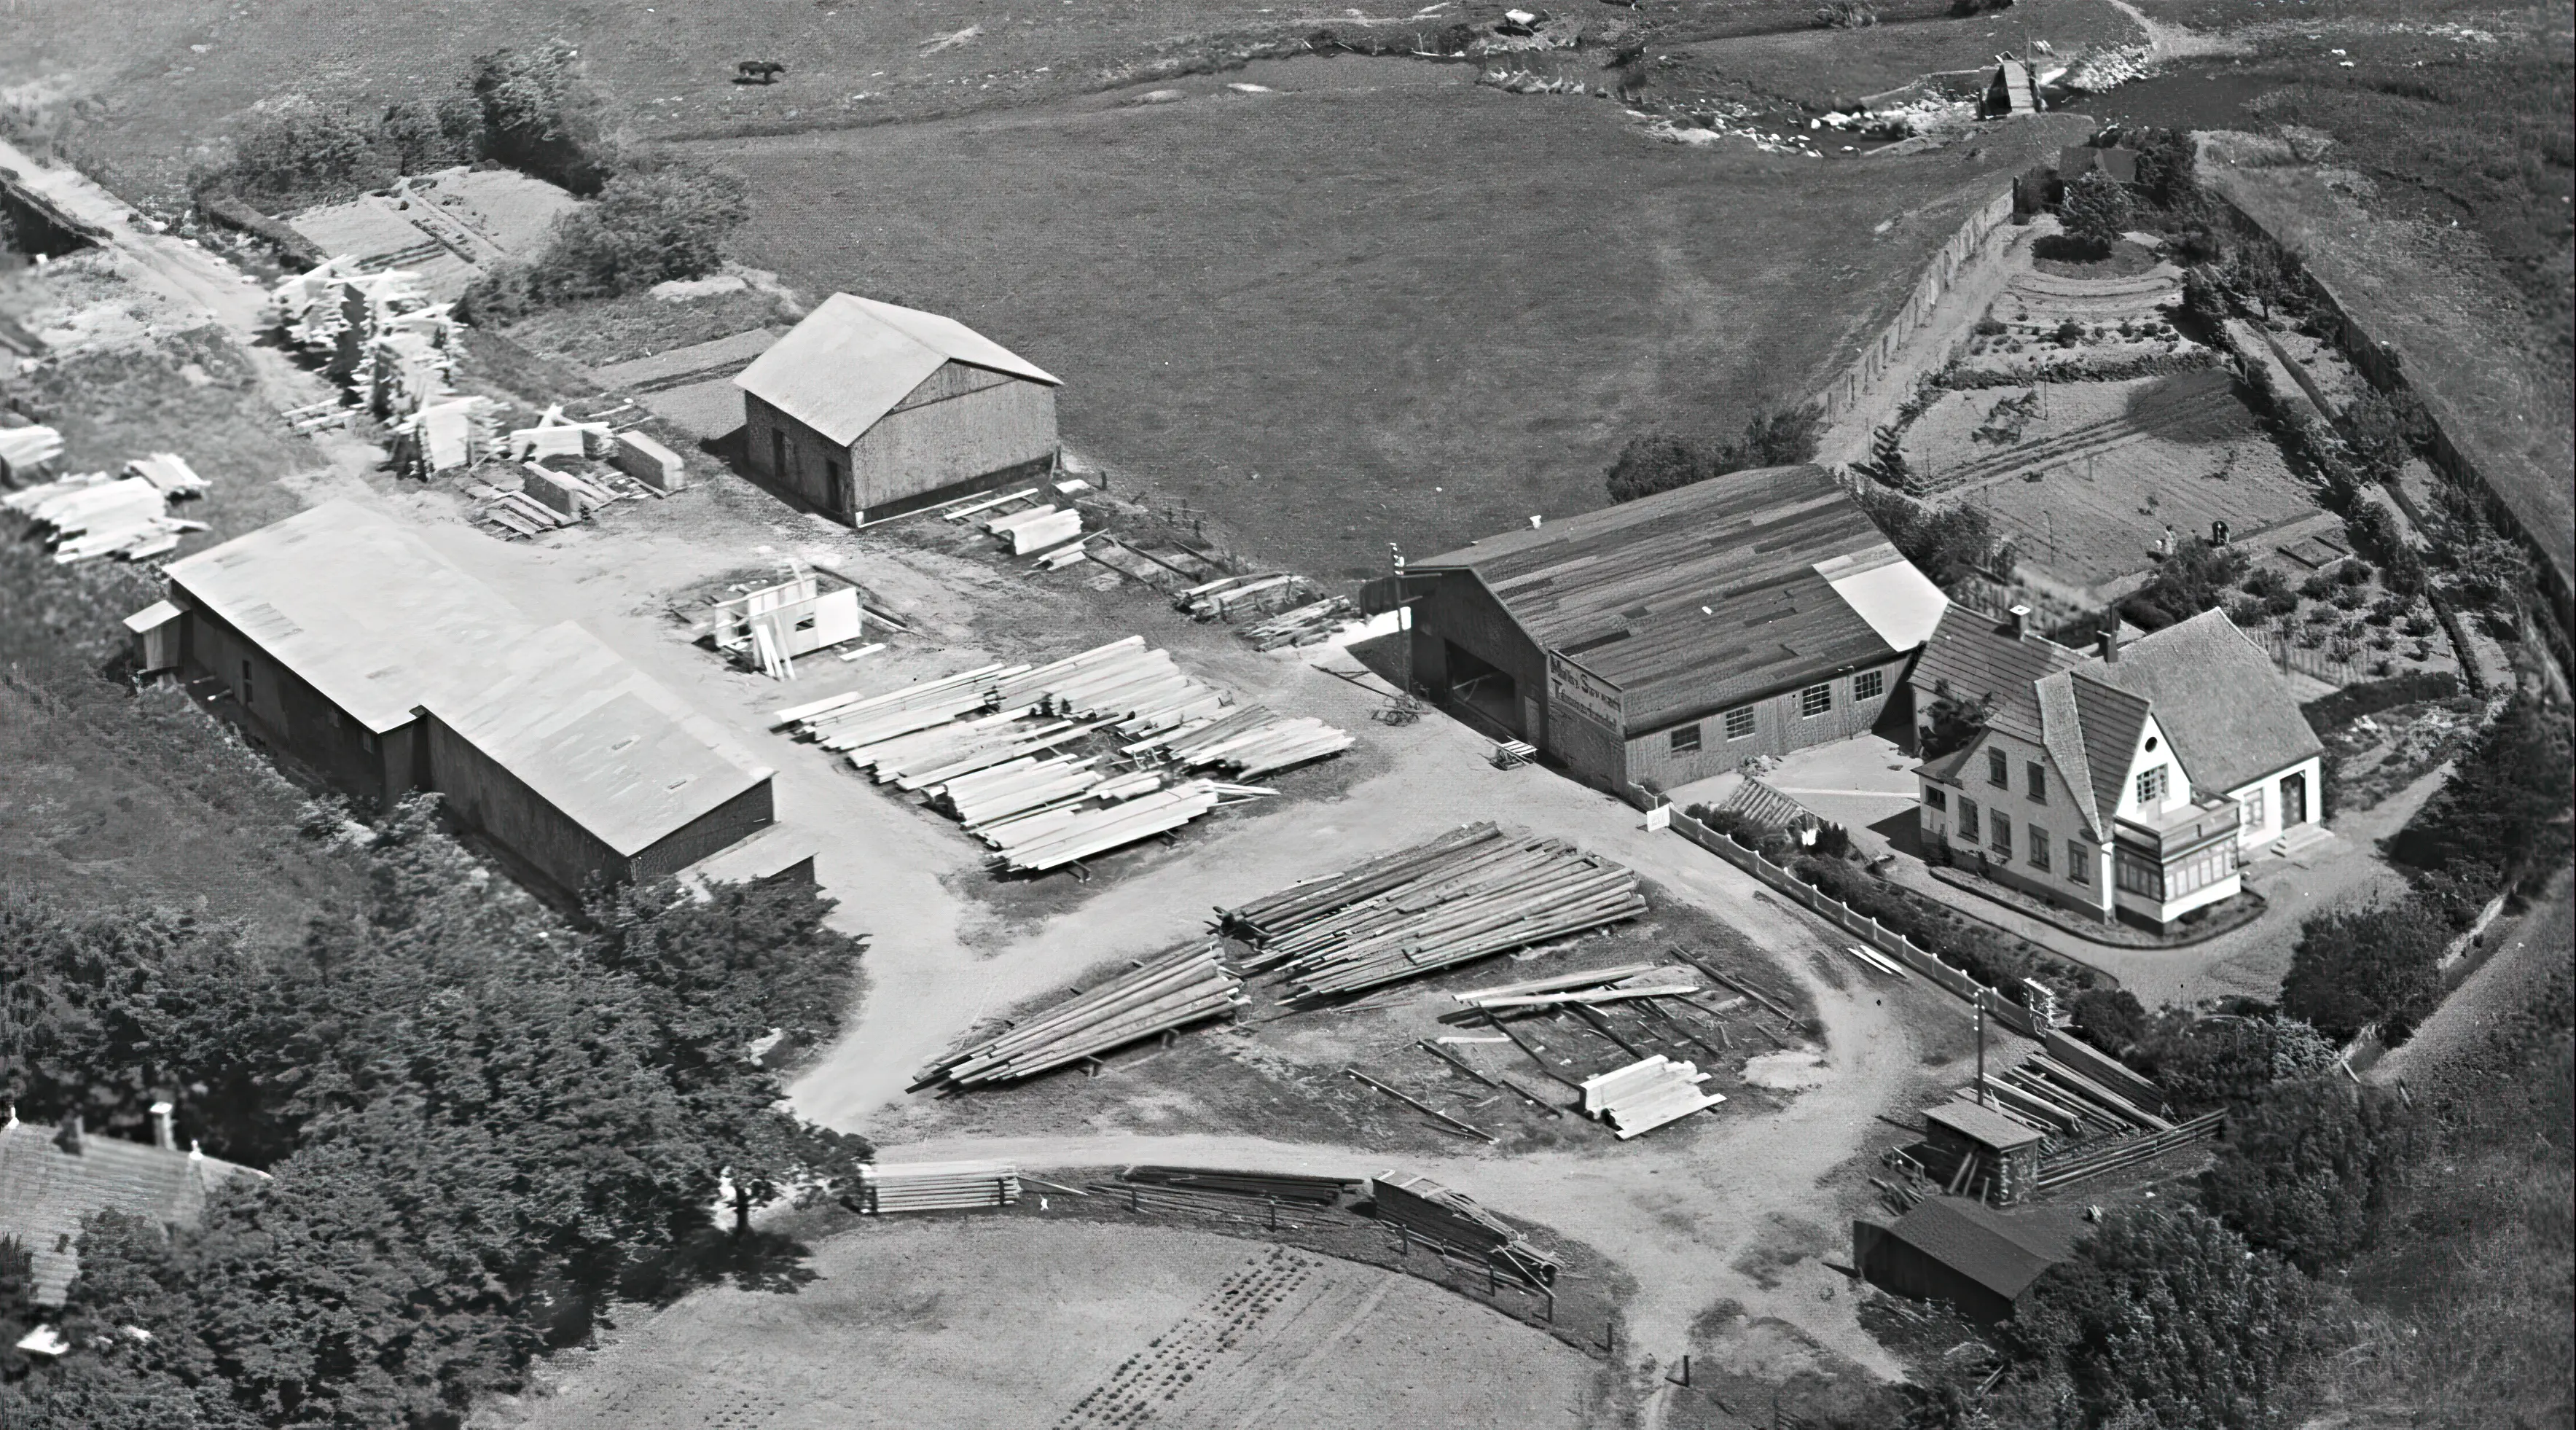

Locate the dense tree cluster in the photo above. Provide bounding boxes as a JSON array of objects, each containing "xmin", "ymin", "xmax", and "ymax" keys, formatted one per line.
[
  {"xmin": 0, "ymin": 799, "xmax": 868, "ymax": 1428},
  {"xmin": 1602, "ymin": 406, "xmax": 1821, "ymax": 504},
  {"xmin": 2117, "ymin": 536, "xmax": 2247, "ymax": 632},
  {"xmin": 1852, "ymin": 485, "xmax": 2010, "ymax": 586}
]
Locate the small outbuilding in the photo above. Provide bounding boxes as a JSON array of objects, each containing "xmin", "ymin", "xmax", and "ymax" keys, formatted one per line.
[
  {"xmin": 1854, "ymin": 1196, "xmax": 2086, "ymax": 1324},
  {"xmin": 735, "ymin": 294, "xmax": 1062, "ymax": 525},
  {"xmin": 1924, "ymin": 1096, "xmax": 2048, "ymax": 1204},
  {"xmin": 0, "ymin": 1110, "xmax": 264, "ymax": 1307},
  {"xmin": 1402, "ymin": 465, "xmax": 1948, "ymax": 797}
]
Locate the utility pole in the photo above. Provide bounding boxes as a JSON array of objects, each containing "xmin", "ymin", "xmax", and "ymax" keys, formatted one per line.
[
  {"xmin": 1390, "ymin": 542, "xmax": 1409, "ymax": 699},
  {"xmin": 1976, "ymin": 991, "xmax": 1989, "ymax": 1107}
]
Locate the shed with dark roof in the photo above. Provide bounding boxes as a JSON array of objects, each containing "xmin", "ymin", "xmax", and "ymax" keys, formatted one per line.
[
  {"xmin": 1404, "ymin": 466, "xmax": 1946, "ymax": 794},
  {"xmin": 735, "ymin": 294, "xmax": 1061, "ymax": 524},
  {"xmin": 1854, "ymin": 1196, "xmax": 2086, "ymax": 1324}
]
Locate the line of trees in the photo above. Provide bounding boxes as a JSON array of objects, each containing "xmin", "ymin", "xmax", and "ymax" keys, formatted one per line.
[
  {"xmin": 0, "ymin": 799, "xmax": 869, "ymax": 1429},
  {"xmin": 196, "ymin": 42, "xmax": 751, "ymax": 321},
  {"xmin": 1602, "ymin": 405, "xmax": 1822, "ymax": 503}
]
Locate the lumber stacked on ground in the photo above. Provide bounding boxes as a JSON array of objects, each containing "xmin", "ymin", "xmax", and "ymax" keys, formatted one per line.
[
  {"xmin": 1369, "ymin": 1171, "xmax": 1560, "ymax": 1286},
  {"xmin": 1451, "ymin": 965, "xmax": 1700, "ymax": 1012},
  {"xmin": 1221, "ymin": 824, "xmax": 1647, "ymax": 999},
  {"xmin": 1579, "ymin": 1056, "xmax": 1725, "ymax": 1139},
  {"xmin": 1120, "ymin": 1166, "xmax": 1360, "ymax": 1207},
  {"xmin": 1124, "ymin": 704, "xmax": 1355, "ymax": 778},
  {"xmin": 911, "ymin": 944, "xmax": 1247, "ymax": 1090},
  {"xmin": 856, "ymin": 1160, "xmax": 1020, "ymax": 1214},
  {"xmin": 1238, "ymin": 595, "xmax": 1358, "ymax": 650}
]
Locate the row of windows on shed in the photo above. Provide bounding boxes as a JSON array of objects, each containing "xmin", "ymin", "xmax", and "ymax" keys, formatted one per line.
[{"xmin": 1665, "ymin": 669, "xmax": 1884, "ymax": 754}]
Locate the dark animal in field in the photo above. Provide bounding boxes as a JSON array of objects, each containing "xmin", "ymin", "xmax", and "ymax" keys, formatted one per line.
[{"xmin": 735, "ymin": 60, "xmax": 788, "ymax": 84}]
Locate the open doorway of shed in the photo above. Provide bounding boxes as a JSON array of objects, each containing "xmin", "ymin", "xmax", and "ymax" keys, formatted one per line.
[{"xmin": 1443, "ymin": 643, "xmax": 1524, "ymax": 741}]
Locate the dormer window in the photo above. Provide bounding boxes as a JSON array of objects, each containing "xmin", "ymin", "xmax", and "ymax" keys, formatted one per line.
[{"xmin": 2136, "ymin": 764, "xmax": 2169, "ymax": 806}]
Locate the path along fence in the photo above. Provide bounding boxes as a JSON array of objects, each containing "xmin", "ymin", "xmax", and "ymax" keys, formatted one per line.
[
  {"xmin": 1812, "ymin": 185, "xmax": 2019, "ymax": 451},
  {"xmin": 1666, "ymin": 808, "xmax": 2044, "ymax": 1040}
]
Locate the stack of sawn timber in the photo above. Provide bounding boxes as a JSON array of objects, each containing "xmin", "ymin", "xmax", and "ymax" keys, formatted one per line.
[
  {"xmin": 1121, "ymin": 1167, "xmax": 1358, "ymax": 1207},
  {"xmin": 1369, "ymin": 1171, "xmax": 1559, "ymax": 1286},
  {"xmin": 1968, "ymin": 1040, "xmax": 2174, "ymax": 1142},
  {"xmin": 856, "ymin": 1160, "xmax": 1020, "ymax": 1214},
  {"xmin": 1238, "ymin": 595, "xmax": 1359, "ymax": 650},
  {"xmin": 770, "ymin": 641, "xmax": 1348, "ymax": 872},
  {"xmin": 1222, "ymin": 824, "xmax": 1647, "ymax": 1001},
  {"xmin": 1449, "ymin": 964, "xmax": 1701, "ymax": 1012},
  {"xmin": 1581, "ymin": 1055, "xmax": 1724, "ymax": 1139},
  {"xmin": 912, "ymin": 944, "xmax": 1246, "ymax": 1090}
]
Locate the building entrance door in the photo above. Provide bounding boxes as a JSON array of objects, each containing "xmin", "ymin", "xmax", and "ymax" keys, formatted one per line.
[{"xmin": 2280, "ymin": 771, "xmax": 2308, "ymax": 827}]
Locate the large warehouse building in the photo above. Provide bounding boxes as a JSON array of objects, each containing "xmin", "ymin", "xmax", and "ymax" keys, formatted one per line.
[
  {"xmin": 128, "ymin": 500, "xmax": 807, "ymax": 897},
  {"xmin": 735, "ymin": 294, "xmax": 1061, "ymax": 525},
  {"xmin": 1404, "ymin": 464, "xmax": 1949, "ymax": 796}
]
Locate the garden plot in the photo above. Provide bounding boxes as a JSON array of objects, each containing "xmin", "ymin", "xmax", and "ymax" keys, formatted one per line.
[{"xmin": 1913, "ymin": 370, "xmax": 2319, "ymax": 590}]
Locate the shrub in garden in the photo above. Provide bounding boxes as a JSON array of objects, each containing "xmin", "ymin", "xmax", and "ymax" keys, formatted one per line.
[
  {"xmin": 2281, "ymin": 897, "xmax": 2448, "ymax": 1044},
  {"xmin": 2058, "ymin": 169, "xmax": 2133, "ymax": 251},
  {"xmin": 2201, "ymin": 1077, "xmax": 2422, "ymax": 1272}
]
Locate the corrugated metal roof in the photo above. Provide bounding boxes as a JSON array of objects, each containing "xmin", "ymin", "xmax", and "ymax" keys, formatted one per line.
[
  {"xmin": 1887, "ymin": 1196, "xmax": 2083, "ymax": 1302},
  {"xmin": 734, "ymin": 294, "xmax": 1059, "ymax": 448},
  {"xmin": 163, "ymin": 500, "xmax": 770, "ymax": 858},
  {"xmin": 1412, "ymin": 466, "xmax": 1939, "ymax": 732},
  {"xmin": 0, "ymin": 1120, "xmax": 263, "ymax": 1305},
  {"xmin": 2095, "ymin": 610, "xmax": 2323, "ymax": 794}
]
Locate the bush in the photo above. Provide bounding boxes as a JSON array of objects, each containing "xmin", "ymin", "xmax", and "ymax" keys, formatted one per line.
[
  {"xmin": 2131, "ymin": 1010, "xmax": 2339, "ymax": 1110},
  {"xmin": 379, "ymin": 95, "xmax": 483, "ymax": 174},
  {"xmin": 2059, "ymin": 169, "xmax": 2133, "ymax": 252},
  {"xmin": 2281, "ymin": 897, "xmax": 2448, "ymax": 1044},
  {"xmin": 2008, "ymin": 1205, "xmax": 2319, "ymax": 1429},
  {"xmin": 215, "ymin": 94, "xmax": 394, "ymax": 209},
  {"xmin": 2054, "ymin": 318, "xmax": 2085, "ymax": 346},
  {"xmin": 1602, "ymin": 405, "xmax": 1820, "ymax": 503},
  {"xmin": 1853, "ymin": 485, "xmax": 2008, "ymax": 585},
  {"xmin": 2119, "ymin": 536, "xmax": 2247, "ymax": 631},
  {"xmin": 2201, "ymin": 1078, "xmax": 2422, "ymax": 1273},
  {"xmin": 2068, "ymin": 987, "xmax": 2147, "ymax": 1053},
  {"xmin": 469, "ymin": 41, "xmax": 611, "ymax": 195},
  {"xmin": 465, "ymin": 160, "xmax": 749, "ymax": 319},
  {"xmin": 2392, "ymin": 695, "xmax": 2573, "ymax": 893},
  {"xmin": 1814, "ymin": 0, "xmax": 1878, "ymax": 26}
]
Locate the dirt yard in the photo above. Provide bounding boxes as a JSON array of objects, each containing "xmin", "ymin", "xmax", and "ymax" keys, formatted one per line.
[{"xmin": 483, "ymin": 1217, "xmax": 1604, "ymax": 1429}]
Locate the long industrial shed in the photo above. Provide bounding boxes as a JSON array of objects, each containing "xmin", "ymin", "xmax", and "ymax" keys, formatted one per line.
[{"xmin": 127, "ymin": 499, "xmax": 810, "ymax": 896}]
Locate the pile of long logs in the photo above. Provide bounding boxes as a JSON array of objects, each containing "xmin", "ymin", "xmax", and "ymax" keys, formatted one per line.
[
  {"xmin": 1449, "ymin": 964, "xmax": 1702, "ymax": 1013},
  {"xmin": 1369, "ymin": 1171, "xmax": 1560, "ymax": 1286},
  {"xmin": 1124, "ymin": 704, "xmax": 1354, "ymax": 779},
  {"xmin": 911, "ymin": 944, "xmax": 1248, "ymax": 1090},
  {"xmin": 856, "ymin": 1160, "xmax": 1021, "ymax": 1214},
  {"xmin": 1580, "ymin": 1055, "xmax": 1724, "ymax": 1139},
  {"xmin": 1977, "ymin": 1050, "xmax": 2173, "ymax": 1140},
  {"xmin": 1239, "ymin": 596, "xmax": 1359, "ymax": 650},
  {"xmin": 1121, "ymin": 1166, "xmax": 1359, "ymax": 1207},
  {"xmin": 1222, "ymin": 824, "xmax": 1648, "ymax": 1000},
  {"xmin": 1175, "ymin": 572, "xmax": 1308, "ymax": 622}
]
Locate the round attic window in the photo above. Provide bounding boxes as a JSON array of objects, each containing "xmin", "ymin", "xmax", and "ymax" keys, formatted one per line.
[{"xmin": 2145, "ymin": 735, "xmax": 2159, "ymax": 751}]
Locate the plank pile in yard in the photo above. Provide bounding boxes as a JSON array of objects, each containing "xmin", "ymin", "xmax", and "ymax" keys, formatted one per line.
[
  {"xmin": 1448, "ymin": 964, "xmax": 1702, "ymax": 1012},
  {"xmin": 1222, "ymin": 824, "xmax": 1647, "ymax": 1000},
  {"xmin": 767, "ymin": 640, "xmax": 1349, "ymax": 872},
  {"xmin": 4, "ymin": 458, "xmax": 210, "ymax": 562},
  {"xmin": 910, "ymin": 943, "xmax": 1247, "ymax": 1090},
  {"xmin": 1237, "ymin": 595, "xmax": 1360, "ymax": 650},
  {"xmin": 856, "ymin": 1160, "xmax": 1020, "ymax": 1214},
  {"xmin": 1175, "ymin": 572, "xmax": 1310, "ymax": 622},
  {"xmin": 0, "ymin": 423, "xmax": 65, "ymax": 480},
  {"xmin": 1579, "ymin": 1055, "xmax": 1725, "ymax": 1138},
  {"xmin": 1119, "ymin": 1166, "xmax": 1359, "ymax": 1207},
  {"xmin": 1368, "ymin": 1171, "xmax": 1559, "ymax": 1286}
]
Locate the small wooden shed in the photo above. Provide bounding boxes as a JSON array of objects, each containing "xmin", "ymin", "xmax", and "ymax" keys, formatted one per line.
[
  {"xmin": 1925, "ymin": 1097, "xmax": 2046, "ymax": 1204},
  {"xmin": 735, "ymin": 294, "xmax": 1061, "ymax": 525}
]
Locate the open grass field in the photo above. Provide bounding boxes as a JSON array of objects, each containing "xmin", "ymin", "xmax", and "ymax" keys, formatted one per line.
[
  {"xmin": 685, "ymin": 58, "xmax": 2077, "ymax": 577},
  {"xmin": 1671, "ymin": 0, "xmax": 2145, "ymax": 109},
  {"xmin": 490, "ymin": 1217, "xmax": 1600, "ymax": 1430}
]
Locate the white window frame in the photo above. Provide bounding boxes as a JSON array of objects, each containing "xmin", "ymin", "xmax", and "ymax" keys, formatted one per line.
[
  {"xmin": 1724, "ymin": 706, "xmax": 1756, "ymax": 741},
  {"xmin": 1799, "ymin": 683, "xmax": 1833, "ymax": 718}
]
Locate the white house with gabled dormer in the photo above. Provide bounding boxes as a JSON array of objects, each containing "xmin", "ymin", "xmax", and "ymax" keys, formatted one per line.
[{"xmin": 1908, "ymin": 607, "xmax": 2325, "ymax": 929}]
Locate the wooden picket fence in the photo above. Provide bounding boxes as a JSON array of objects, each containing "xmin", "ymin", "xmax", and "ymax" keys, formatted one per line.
[{"xmin": 1667, "ymin": 810, "xmax": 2043, "ymax": 1039}]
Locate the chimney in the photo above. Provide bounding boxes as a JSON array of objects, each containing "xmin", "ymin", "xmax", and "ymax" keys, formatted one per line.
[
  {"xmin": 150, "ymin": 1101, "xmax": 176, "ymax": 1152},
  {"xmin": 2099, "ymin": 621, "xmax": 2121, "ymax": 664},
  {"xmin": 2008, "ymin": 603, "xmax": 2032, "ymax": 641},
  {"xmin": 55, "ymin": 1113, "xmax": 83, "ymax": 1157}
]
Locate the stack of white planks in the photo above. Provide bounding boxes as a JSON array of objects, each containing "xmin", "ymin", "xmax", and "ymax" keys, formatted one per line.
[
  {"xmin": 1223, "ymin": 824, "xmax": 1648, "ymax": 1000},
  {"xmin": 1580, "ymin": 1055, "xmax": 1725, "ymax": 1138},
  {"xmin": 1449, "ymin": 964, "xmax": 1702, "ymax": 1012},
  {"xmin": 1124, "ymin": 704, "xmax": 1355, "ymax": 779},
  {"xmin": 912, "ymin": 944, "xmax": 1246, "ymax": 1090},
  {"xmin": 767, "ymin": 641, "xmax": 1344, "ymax": 872},
  {"xmin": 0, "ymin": 424, "xmax": 66, "ymax": 478},
  {"xmin": 1239, "ymin": 595, "xmax": 1359, "ymax": 650},
  {"xmin": 856, "ymin": 1160, "xmax": 1022, "ymax": 1214},
  {"xmin": 4, "ymin": 471, "xmax": 208, "ymax": 563}
]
